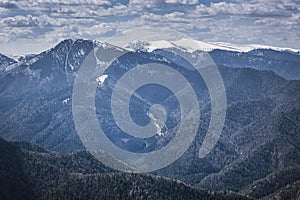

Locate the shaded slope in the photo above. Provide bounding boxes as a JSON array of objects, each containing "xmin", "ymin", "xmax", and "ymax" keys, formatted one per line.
[
  {"xmin": 0, "ymin": 138, "xmax": 250, "ymax": 200},
  {"xmin": 197, "ymin": 106, "xmax": 300, "ymax": 198},
  {"xmin": 241, "ymin": 165, "xmax": 300, "ymax": 199}
]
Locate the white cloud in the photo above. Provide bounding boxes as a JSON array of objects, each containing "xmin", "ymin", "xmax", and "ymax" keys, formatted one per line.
[
  {"xmin": 22, "ymin": 0, "xmax": 112, "ymax": 6},
  {"xmin": 0, "ymin": 7, "xmax": 8, "ymax": 14},
  {"xmin": 164, "ymin": 0, "xmax": 198, "ymax": 4},
  {"xmin": 195, "ymin": 0, "xmax": 299, "ymax": 16},
  {"xmin": 0, "ymin": 0, "xmax": 19, "ymax": 9},
  {"xmin": 0, "ymin": 0, "xmax": 299, "ymax": 55},
  {"xmin": 129, "ymin": 0, "xmax": 199, "ymax": 8},
  {"xmin": 2, "ymin": 15, "xmax": 39, "ymax": 27}
]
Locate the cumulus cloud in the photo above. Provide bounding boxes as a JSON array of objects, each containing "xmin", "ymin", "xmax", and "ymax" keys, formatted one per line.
[
  {"xmin": 128, "ymin": 0, "xmax": 199, "ymax": 9},
  {"xmin": 1, "ymin": 14, "xmax": 73, "ymax": 27},
  {"xmin": 0, "ymin": 0, "xmax": 299, "ymax": 54},
  {"xmin": 195, "ymin": 0, "xmax": 297, "ymax": 16},
  {"xmin": 23, "ymin": 0, "xmax": 112, "ymax": 6},
  {"xmin": 164, "ymin": 0, "xmax": 198, "ymax": 4},
  {"xmin": 2, "ymin": 15, "xmax": 40, "ymax": 27},
  {"xmin": 0, "ymin": 7, "xmax": 9, "ymax": 14},
  {"xmin": 0, "ymin": 0, "xmax": 19, "ymax": 9},
  {"xmin": 254, "ymin": 12, "xmax": 300, "ymax": 28}
]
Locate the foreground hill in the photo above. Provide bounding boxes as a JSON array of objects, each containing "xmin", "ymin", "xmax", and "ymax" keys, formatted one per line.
[{"xmin": 0, "ymin": 137, "xmax": 249, "ymax": 200}]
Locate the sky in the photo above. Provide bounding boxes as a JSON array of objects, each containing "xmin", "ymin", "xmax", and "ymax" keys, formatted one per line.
[{"xmin": 0, "ymin": 0, "xmax": 299, "ymax": 56}]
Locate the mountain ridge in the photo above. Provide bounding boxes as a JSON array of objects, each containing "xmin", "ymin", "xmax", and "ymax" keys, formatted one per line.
[
  {"xmin": 0, "ymin": 38, "xmax": 299, "ymax": 199},
  {"xmin": 2, "ymin": 38, "xmax": 299, "ymax": 80},
  {"xmin": 124, "ymin": 38, "xmax": 300, "ymax": 53}
]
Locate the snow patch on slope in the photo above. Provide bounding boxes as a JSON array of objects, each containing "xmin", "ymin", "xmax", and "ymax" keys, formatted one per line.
[{"xmin": 96, "ymin": 74, "xmax": 108, "ymax": 85}]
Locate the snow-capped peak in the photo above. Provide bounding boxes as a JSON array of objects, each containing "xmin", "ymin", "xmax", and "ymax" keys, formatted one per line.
[
  {"xmin": 210, "ymin": 42, "xmax": 300, "ymax": 53},
  {"xmin": 124, "ymin": 38, "xmax": 300, "ymax": 53}
]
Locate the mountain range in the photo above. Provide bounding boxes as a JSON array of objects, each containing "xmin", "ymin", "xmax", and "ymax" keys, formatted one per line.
[{"xmin": 0, "ymin": 38, "xmax": 299, "ymax": 199}]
